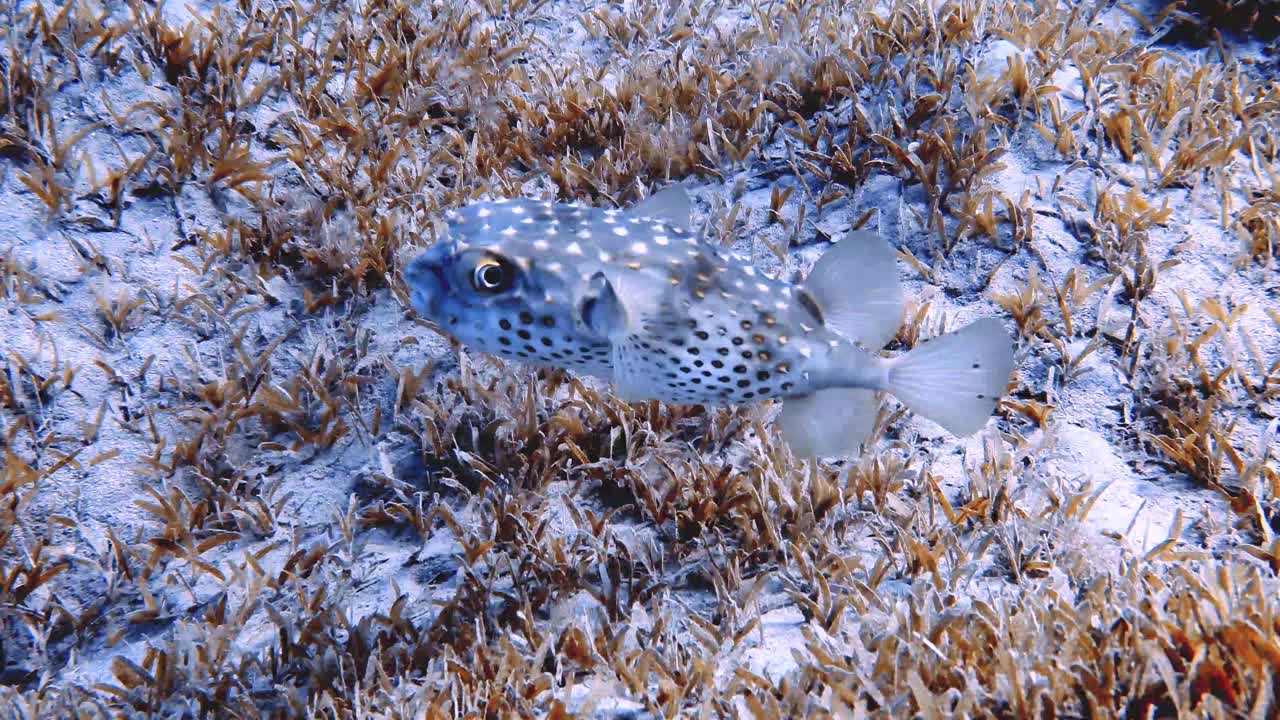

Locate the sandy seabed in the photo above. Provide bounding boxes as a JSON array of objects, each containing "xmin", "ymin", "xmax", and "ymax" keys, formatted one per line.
[{"xmin": 1, "ymin": 0, "xmax": 1278, "ymax": 717}]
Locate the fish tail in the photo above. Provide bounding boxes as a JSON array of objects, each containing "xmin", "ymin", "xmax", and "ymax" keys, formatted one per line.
[{"xmin": 884, "ymin": 317, "xmax": 1016, "ymax": 437}]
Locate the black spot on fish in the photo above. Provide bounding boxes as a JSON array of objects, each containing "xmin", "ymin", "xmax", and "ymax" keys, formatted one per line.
[
  {"xmin": 499, "ymin": 337, "xmax": 511, "ymax": 345},
  {"xmin": 541, "ymin": 316, "xmax": 555, "ymax": 327},
  {"xmin": 541, "ymin": 337, "xmax": 552, "ymax": 346},
  {"xmin": 519, "ymin": 312, "xmax": 534, "ymax": 324},
  {"xmin": 517, "ymin": 329, "xmax": 532, "ymax": 340},
  {"xmin": 711, "ymin": 360, "xmax": 724, "ymax": 368},
  {"xmin": 734, "ymin": 365, "xmax": 747, "ymax": 373},
  {"xmin": 737, "ymin": 379, "xmax": 750, "ymax": 388},
  {"xmin": 757, "ymin": 371, "xmax": 770, "ymax": 381},
  {"xmin": 499, "ymin": 319, "xmax": 512, "ymax": 330}
]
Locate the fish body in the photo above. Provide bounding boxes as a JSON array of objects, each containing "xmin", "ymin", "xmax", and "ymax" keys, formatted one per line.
[{"xmin": 404, "ymin": 189, "xmax": 1016, "ymax": 457}]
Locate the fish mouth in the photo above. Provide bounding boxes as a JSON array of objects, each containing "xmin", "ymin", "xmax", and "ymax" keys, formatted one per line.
[{"xmin": 403, "ymin": 249, "xmax": 445, "ymax": 318}]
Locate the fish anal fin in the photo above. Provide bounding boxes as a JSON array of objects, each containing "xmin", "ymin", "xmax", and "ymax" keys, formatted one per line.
[{"xmin": 776, "ymin": 388, "xmax": 879, "ymax": 458}]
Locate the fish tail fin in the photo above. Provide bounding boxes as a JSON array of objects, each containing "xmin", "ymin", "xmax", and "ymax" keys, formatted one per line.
[
  {"xmin": 804, "ymin": 227, "xmax": 903, "ymax": 349},
  {"xmin": 884, "ymin": 317, "xmax": 1016, "ymax": 436},
  {"xmin": 776, "ymin": 388, "xmax": 879, "ymax": 458}
]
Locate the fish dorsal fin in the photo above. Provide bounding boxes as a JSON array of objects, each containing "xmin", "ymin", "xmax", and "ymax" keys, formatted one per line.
[
  {"xmin": 803, "ymin": 228, "xmax": 903, "ymax": 350},
  {"xmin": 627, "ymin": 184, "xmax": 692, "ymax": 229}
]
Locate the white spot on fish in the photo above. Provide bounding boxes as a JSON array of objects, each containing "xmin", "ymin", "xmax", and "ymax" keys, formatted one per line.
[
  {"xmin": 756, "ymin": 283, "xmax": 770, "ymax": 293},
  {"xmin": 501, "ymin": 226, "xmax": 517, "ymax": 236},
  {"xmin": 566, "ymin": 242, "xmax": 583, "ymax": 255},
  {"xmin": 603, "ymin": 215, "xmax": 616, "ymax": 224},
  {"xmin": 547, "ymin": 262, "xmax": 562, "ymax": 272},
  {"xmin": 629, "ymin": 242, "xmax": 648, "ymax": 254},
  {"xmin": 614, "ymin": 226, "xmax": 628, "ymax": 237},
  {"xmin": 533, "ymin": 239, "xmax": 550, "ymax": 251},
  {"xmin": 743, "ymin": 267, "xmax": 756, "ymax": 276},
  {"xmin": 775, "ymin": 300, "xmax": 787, "ymax": 309},
  {"xmin": 477, "ymin": 207, "xmax": 491, "ymax": 218},
  {"xmin": 521, "ymin": 217, "xmax": 534, "ymax": 224},
  {"xmin": 599, "ymin": 251, "xmax": 612, "ymax": 262},
  {"xmin": 510, "ymin": 205, "xmax": 525, "ymax": 214},
  {"xmin": 578, "ymin": 229, "xmax": 591, "ymax": 239},
  {"xmin": 654, "ymin": 235, "xmax": 670, "ymax": 246}
]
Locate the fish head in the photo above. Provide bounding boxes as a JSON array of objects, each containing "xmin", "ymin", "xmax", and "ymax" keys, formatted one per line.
[{"xmin": 403, "ymin": 200, "xmax": 613, "ymax": 368}]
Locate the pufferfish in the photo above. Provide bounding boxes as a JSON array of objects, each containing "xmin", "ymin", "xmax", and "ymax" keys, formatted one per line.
[{"xmin": 403, "ymin": 187, "xmax": 1016, "ymax": 457}]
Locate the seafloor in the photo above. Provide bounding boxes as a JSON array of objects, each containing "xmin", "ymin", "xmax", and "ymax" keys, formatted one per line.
[{"xmin": 1, "ymin": 0, "xmax": 1278, "ymax": 717}]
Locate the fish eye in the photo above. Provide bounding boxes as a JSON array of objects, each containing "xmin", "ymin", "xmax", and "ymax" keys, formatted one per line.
[{"xmin": 471, "ymin": 257, "xmax": 513, "ymax": 293}]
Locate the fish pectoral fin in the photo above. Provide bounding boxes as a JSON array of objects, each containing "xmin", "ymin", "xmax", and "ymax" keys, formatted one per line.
[
  {"xmin": 580, "ymin": 271, "xmax": 629, "ymax": 339},
  {"xmin": 776, "ymin": 388, "xmax": 879, "ymax": 458},
  {"xmin": 608, "ymin": 334, "xmax": 652, "ymax": 403},
  {"xmin": 627, "ymin": 184, "xmax": 693, "ymax": 230}
]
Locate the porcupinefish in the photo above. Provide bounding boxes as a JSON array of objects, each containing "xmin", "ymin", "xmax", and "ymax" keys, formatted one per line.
[{"xmin": 403, "ymin": 187, "xmax": 1016, "ymax": 457}]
